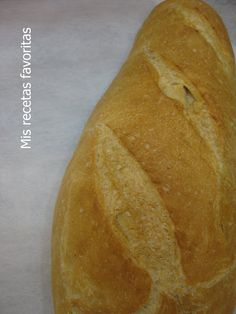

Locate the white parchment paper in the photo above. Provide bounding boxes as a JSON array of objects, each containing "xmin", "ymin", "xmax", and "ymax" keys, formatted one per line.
[{"xmin": 0, "ymin": 0, "xmax": 235, "ymax": 313}]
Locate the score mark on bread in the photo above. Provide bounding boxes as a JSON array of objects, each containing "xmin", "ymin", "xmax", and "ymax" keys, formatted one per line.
[
  {"xmin": 143, "ymin": 48, "xmax": 222, "ymax": 173},
  {"xmin": 95, "ymin": 124, "xmax": 186, "ymax": 302}
]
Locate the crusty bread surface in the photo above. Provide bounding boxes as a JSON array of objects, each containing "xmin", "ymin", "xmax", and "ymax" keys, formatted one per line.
[{"xmin": 52, "ymin": 0, "xmax": 236, "ymax": 313}]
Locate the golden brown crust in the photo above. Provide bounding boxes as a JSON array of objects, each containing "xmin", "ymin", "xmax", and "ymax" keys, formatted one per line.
[{"xmin": 52, "ymin": 0, "xmax": 236, "ymax": 313}]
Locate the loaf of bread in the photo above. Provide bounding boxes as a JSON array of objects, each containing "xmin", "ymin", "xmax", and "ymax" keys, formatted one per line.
[{"xmin": 52, "ymin": 0, "xmax": 236, "ymax": 313}]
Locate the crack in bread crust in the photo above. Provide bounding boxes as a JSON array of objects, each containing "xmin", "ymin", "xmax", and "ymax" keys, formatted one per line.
[
  {"xmin": 143, "ymin": 48, "xmax": 223, "ymax": 174},
  {"xmin": 165, "ymin": 2, "xmax": 233, "ymax": 77},
  {"xmin": 95, "ymin": 124, "xmax": 187, "ymax": 312}
]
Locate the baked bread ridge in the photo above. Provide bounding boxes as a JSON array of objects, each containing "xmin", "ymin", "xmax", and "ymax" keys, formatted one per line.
[{"xmin": 52, "ymin": 0, "xmax": 236, "ymax": 313}]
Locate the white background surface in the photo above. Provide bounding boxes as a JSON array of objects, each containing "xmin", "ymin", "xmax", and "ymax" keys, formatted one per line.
[{"xmin": 0, "ymin": 0, "xmax": 235, "ymax": 313}]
